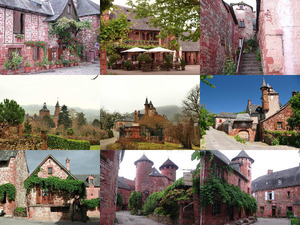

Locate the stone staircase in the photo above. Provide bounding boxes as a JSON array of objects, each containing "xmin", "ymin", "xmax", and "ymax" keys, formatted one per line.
[{"xmin": 239, "ymin": 52, "xmax": 261, "ymax": 75}]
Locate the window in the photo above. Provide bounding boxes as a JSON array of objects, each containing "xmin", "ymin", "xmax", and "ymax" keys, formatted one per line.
[
  {"xmin": 239, "ymin": 38, "xmax": 243, "ymax": 48},
  {"xmin": 266, "ymin": 191, "xmax": 274, "ymax": 200},
  {"xmin": 33, "ymin": 47, "xmax": 40, "ymax": 60},
  {"xmin": 238, "ymin": 20, "xmax": 245, "ymax": 28},
  {"xmin": 238, "ymin": 179, "xmax": 241, "ymax": 188},
  {"xmin": 287, "ymin": 191, "xmax": 290, "ymax": 198},
  {"xmin": 239, "ymin": 5, "xmax": 244, "ymax": 10},
  {"xmin": 48, "ymin": 167, "xmax": 53, "ymax": 175},
  {"xmin": 89, "ymin": 178, "xmax": 94, "ymax": 185},
  {"xmin": 287, "ymin": 207, "xmax": 293, "ymax": 212},
  {"xmin": 277, "ymin": 122, "xmax": 283, "ymax": 129},
  {"xmin": 278, "ymin": 178, "xmax": 282, "ymax": 185},
  {"xmin": 212, "ymin": 201, "xmax": 221, "ymax": 214},
  {"xmin": 68, "ymin": 4, "xmax": 71, "ymax": 14},
  {"xmin": 13, "ymin": 12, "xmax": 25, "ymax": 34}
]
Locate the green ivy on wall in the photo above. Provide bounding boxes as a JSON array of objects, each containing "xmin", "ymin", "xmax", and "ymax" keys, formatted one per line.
[{"xmin": 0, "ymin": 183, "xmax": 16, "ymax": 202}]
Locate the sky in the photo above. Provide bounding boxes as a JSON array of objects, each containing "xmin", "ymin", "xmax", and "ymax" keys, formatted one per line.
[
  {"xmin": 99, "ymin": 75, "xmax": 199, "ymax": 113},
  {"xmin": 200, "ymin": 75, "xmax": 300, "ymax": 114},
  {"xmin": 118, "ymin": 150, "xmax": 199, "ymax": 180},
  {"xmin": 224, "ymin": 0, "xmax": 256, "ymax": 11},
  {"xmin": 0, "ymin": 76, "xmax": 100, "ymax": 110},
  {"xmin": 220, "ymin": 150, "xmax": 300, "ymax": 181},
  {"xmin": 25, "ymin": 150, "xmax": 100, "ymax": 175}
]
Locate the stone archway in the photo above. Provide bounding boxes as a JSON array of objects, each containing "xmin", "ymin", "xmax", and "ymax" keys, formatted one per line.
[{"xmin": 238, "ymin": 130, "xmax": 249, "ymax": 141}]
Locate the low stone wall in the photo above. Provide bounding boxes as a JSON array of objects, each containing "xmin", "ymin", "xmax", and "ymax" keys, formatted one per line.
[{"xmin": 149, "ymin": 214, "xmax": 177, "ymax": 225}]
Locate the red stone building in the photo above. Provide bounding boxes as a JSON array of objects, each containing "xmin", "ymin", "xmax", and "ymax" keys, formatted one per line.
[
  {"xmin": 0, "ymin": 0, "xmax": 100, "ymax": 69},
  {"xmin": 0, "ymin": 150, "xmax": 28, "ymax": 217},
  {"xmin": 252, "ymin": 166, "xmax": 300, "ymax": 217},
  {"xmin": 200, "ymin": 150, "xmax": 254, "ymax": 225}
]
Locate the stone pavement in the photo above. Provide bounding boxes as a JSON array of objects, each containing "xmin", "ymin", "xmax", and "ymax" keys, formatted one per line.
[
  {"xmin": 116, "ymin": 211, "xmax": 163, "ymax": 225},
  {"xmin": 0, "ymin": 217, "xmax": 99, "ymax": 225},
  {"xmin": 254, "ymin": 218, "xmax": 290, "ymax": 225}
]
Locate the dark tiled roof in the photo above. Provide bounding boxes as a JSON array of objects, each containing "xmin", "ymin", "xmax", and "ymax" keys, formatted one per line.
[
  {"xmin": 0, "ymin": 0, "xmax": 53, "ymax": 15},
  {"xmin": 77, "ymin": 0, "xmax": 100, "ymax": 17},
  {"xmin": 0, "ymin": 150, "xmax": 18, "ymax": 162},
  {"xmin": 232, "ymin": 150, "xmax": 254, "ymax": 163},
  {"xmin": 44, "ymin": 0, "xmax": 68, "ymax": 22},
  {"xmin": 118, "ymin": 177, "xmax": 131, "ymax": 190},
  {"xmin": 110, "ymin": 5, "xmax": 160, "ymax": 31},
  {"xmin": 234, "ymin": 113, "xmax": 253, "ymax": 122},
  {"xmin": 159, "ymin": 158, "xmax": 178, "ymax": 170},
  {"xmin": 179, "ymin": 32, "xmax": 200, "ymax": 52},
  {"xmin": 149, "ymin": 167, "xmax": 163, "ymax": 177},
  {"xmin": 252, "ymin": 167, "xmax": 300, "ymax": 192},
  {"xmin": 216, "ymin": 112, "xmax": 237, "ymax": 119},
  {"xmin": 134, "ymin": 154, "xmax": 154, "ymax": 166},
  {"xmin": 75, "ymin": 174, "xmax": 100, "ymax": 187},
  {"xmin": 248, "ymin": 104, "xmax": 262, "ymax": 114},
  {"xmin": 261, "ymin": 77, "xmax": 267, "ymax": 89}
]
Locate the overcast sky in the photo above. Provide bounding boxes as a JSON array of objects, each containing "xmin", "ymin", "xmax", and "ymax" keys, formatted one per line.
[
  {"xmin": 0, "ymin": 76, "xmax": 100, "ymax": 110},
  {"xmin": 26, "ymin": 150, "xmax": 100, "ymax": 175},
  {"xmin": 224, "ymin": 0, "xmax": 256, "ymax": 11},
  {"xmin": 118, "ymin": 150, "xmax": 199, "ymax": 180},
  {"xmin": 99, "ymin": 75, "xmax": 199, "ymax": 113},
  {"xmin": 220, "ymin": 150, "xmax": 300, "ymax": 181}
]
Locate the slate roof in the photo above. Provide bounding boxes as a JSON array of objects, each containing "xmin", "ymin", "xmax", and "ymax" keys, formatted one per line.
[
  {"xmin": 77, "ymin": 0, "xmax": 100, "ymax": 17},
  {"xmin": 110, "ymin": 5, "xmax": 160, "ymax": 31},
  {"xmin": 75, "ymin": 174, "xmax": 100, "ymax": 187},
  {"xmin": 234, "ymin": 113, "xmax": 253, "ymax": 122},
  {"xmin": 252, "ymin": 167, "xmax": 300, "ymax": 192},
  {"xmin": 159, "ymin": 158, "xmax": 178, "ymax": 170},
  {"xmin": 44, "ymin": 0, "xmax": 69, "ymax": 22},
  {"xmin": 216, "ymin": 112, "xmax": 237, "ymax": 119},
  {"xmin": 248, "ymin": 104, "xmax": 262, "ymax": 114},
  {"xmin": 0, "ymin": 0, "xmax": 53, "ymax": 15},
  {"xmin": 232, "ymin": 150, "xmax": 254, "ymax": 163},
  {"xmin": 149, "ymin": 167, "xmax": 163, "ymax": 177},
  {"xmin": 118, "ymin": 177, "xmax": 131, "ymax": 190},
  {"xmin": 134, "ymin": 154, "xmax": 154, "ymax": 166},
  {"xmin": 179, "ymin": 33, "xmax": 200, "ymax": 52},
  {"xmin": 0, "ymin": 150, "xmax": 18, "ymax": 162}
]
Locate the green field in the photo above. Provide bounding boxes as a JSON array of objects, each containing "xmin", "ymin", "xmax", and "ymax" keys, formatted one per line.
[{"xmin": 90, "ymin": 145, "xmax": 100, "ymax": 150}]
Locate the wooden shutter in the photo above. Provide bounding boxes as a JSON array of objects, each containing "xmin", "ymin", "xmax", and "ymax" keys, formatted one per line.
[
  {"xmin": 21, "ymin": 13, "xmax": 25, "ymax": 34},
  {"xmin": 13, "ymin": 12, "xmax": 21, "ymax": 34},
  {"xmin": 58, "ymin": 48, "xmax": 63, "ymax": 59},
  {"xmin": 48, "ymin": 48, "xmax": 52, "ymax": 61},
  {"xmin": 272, "ymin": 191, "xmax": 275, "ymax": 200},
  {"xmin": 36, "ymin": 187, "xmax": 41, "ymax": 204}
]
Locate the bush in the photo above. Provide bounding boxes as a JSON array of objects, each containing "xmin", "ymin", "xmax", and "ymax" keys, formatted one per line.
[
  {"xmin": 67, "ymin": 128, "xmax": 74, "ymax": 135},
  {"xmin": 117, "ymin": 193, "xmax": 123, "ymax": 206},
  {"xmin": 108, "ymin": 129, "xmax": 114, "ymax": 138},
  {"xmin": 223, "ymin": 57, "xmax": 236, "ymax": 75},
  {"xmin": 124, "ymin": 60, "xmax": 132, "ymax": 69},
  {"xmin": 14, "ymin": 207, "xmax": 26, "ymax": 217},
  {"xmin": 137, "ymin": 53, "xmax": 152, "ymax": 63},
  {"xmin": 234, "ymin": 135, "xmax": 246, "ymax": 144},
  {"xmin": 117, "ymin": 138, "xmax": 138, "ymax": 150},
  {"xmin": 244, "ymin": 39, "xmax": 259, "ymax": 53},
  {"xmin": 82, "ymin": 198, "xmax": 100, "ymax": 209},
  {"xmin": 47, "ymin": 134, "xmax": 90, "ymax": 150},
  {"xmin": 109, "ymin": 54, "xmax": 121, "ymax": 64},
  {"xmin": 286, "ymin": 210, "xmax": 294, "ymax": 218},
  {"xmin": 129, "ymin": 191, "xmax": 142, "ymax": 213},
  {"xmin": 142, "ymin": 191, "xmax": 164, "ymax": 216},
  {"xmin": 271, "ymin": 138, "xmax": 280, "ymax": 146}
]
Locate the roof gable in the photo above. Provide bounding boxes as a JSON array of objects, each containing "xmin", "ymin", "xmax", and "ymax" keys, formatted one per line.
[
  {"xmin": 0, "ymin": 0, "xmax": 53, "ymax": 15},
  {"xmin": 77, "ymin": 0, "xmax": 100, "ymax": 17},
  {"xmin": 0, "ymin": 150, "xmax": 18, "ymax": 162}
]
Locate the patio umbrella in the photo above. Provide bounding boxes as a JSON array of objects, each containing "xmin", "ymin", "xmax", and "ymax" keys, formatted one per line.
[
  {"xmin": 120, "ymin": 47, "xmax": 148, "ymax": 53},
  {"xmin": 146, "ymin": 47, "xmax": 175, "ymax": 53}
]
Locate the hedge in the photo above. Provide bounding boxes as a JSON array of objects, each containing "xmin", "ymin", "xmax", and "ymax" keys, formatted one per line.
[
  {"xmin": 263, "ymin": 130, "xmax": 300, "ymax": 148},
  {"xmin": 47, "ymin": 134, "xmax": 90, "ymax": 150}
]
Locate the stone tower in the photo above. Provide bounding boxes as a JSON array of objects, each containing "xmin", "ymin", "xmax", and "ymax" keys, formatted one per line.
[
  {"xmin": 232, "ymin": 3, "xmax": 254, "ymax": 40},
  {"xmin": 134, "ymin": 154, "xmax": 153, "ymax": 193},
  {"xmin": 260, "ymin": 78, "xmax": 269, "ymax": 113},
  {"xmin": 39, "ymin": 102, "xmax": 50, "ymax": 118},
  {"xmin": 54, "ymin": 100, "xmax": 60, "ymax": 117},
  {"xmin": 159, "ymin": 158, "xmax": 178, "ymax": 181},
  {"xmin": 260, "ymin": 78, "xmax": 280, "ymax": 119},
  {"xmin": 231, "ymin": 150, "xmax": 254, "ymax": 194},
  {"xmin": 144, "ymin": 97, "xmax": 149, "ymax": 116}
]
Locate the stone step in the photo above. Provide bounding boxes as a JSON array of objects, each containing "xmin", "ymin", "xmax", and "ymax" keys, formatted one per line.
[
  {"xmin": 240, "ymin": 72, "xmax": 262, "ymax": 75},
  {"xmin": 242, "ymin": 64, "xmax": 260, "ymax": 69}
]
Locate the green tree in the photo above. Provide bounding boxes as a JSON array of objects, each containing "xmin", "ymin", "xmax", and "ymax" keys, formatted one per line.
[
  {"xmin": 42, "ymin": 115, "xmax": 56, "ymax": 129},
  {"xmin": 182, "ymin": 84, "xmax": 200, "ymax": 124},
  {"xmin": 23, "ymin": 120, "xmax": 32, "ymax": 134},
  {"xmin": 76, "ymin": 112, "xmax": 87, "ymax": 127},
  {"xmin": 100, "ymin": 0, "xmax": 113, "ymax": 15},
  {"xmin": 92, "ymin": 119, "xmax": 100, "ymax": 127},
  {"xmin": 129, "ymin": 191, "xmax": 143, "ymax": 213},
  {"xmin": 200, "ymin": 105, "xmax": 211, "ymax": 138},
  {"xmin": 100, "ymin": 108, "xmax": 123, "ymax": 130},
  {"xmin": 58, "ymin": 105, "xmax": 73, "ymax": 130},
  {"xmin": 288, "ymin": 92, "xmax": 300, "ymax": 130},
  {"xmin": 127, "ymin": 0, "xmax": 200, "ymax": 42},
  {"xmin": 0, "ymin": 99, "xmax": 25, "ymax": 126}
]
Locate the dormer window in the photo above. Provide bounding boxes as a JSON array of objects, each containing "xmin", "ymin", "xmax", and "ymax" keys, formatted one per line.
[
  {"xmin": 239, "ymin": 20, "xmax": 245, "ymax": 28},
  {"xmin": 89, "ymin": 178, "xmax": 94, "ymax": 185},
  {"xmin": 239, "ymin": 5, "xmax": 244, "ymax": 10},
  {"xmin": 278, "ymin": 178, "xmax": 282, "ymax": 185}
]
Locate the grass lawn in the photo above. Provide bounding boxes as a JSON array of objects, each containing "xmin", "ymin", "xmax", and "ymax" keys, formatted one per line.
[
  {"xmin": 90, "ymin": 145, "xmax": 100, "ymax": 150},
  {"xmin": 107, "ymin": 142, "xmax": 200, "ymax": 150},
  {"xmin": 200, "ymin": 138, "xmax": 205, "ymax": 149}
]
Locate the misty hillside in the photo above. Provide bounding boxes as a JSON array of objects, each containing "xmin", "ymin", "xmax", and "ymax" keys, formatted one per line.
[
  {"xmin": 22, "ymin": 105, "xmax": 99, "ymax": 122},
  {"xmin": 133, "ymin": 105, "xmax": 183, "ymax": 120}
]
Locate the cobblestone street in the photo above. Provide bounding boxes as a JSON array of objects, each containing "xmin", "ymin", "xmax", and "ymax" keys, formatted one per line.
[
  {"xmin": 116, "ymin": 211, "xmax": 163, "ymax": 225},
  {"xmin": 0, "ymin": 217, "xmax": 99, "ymax": 225}
]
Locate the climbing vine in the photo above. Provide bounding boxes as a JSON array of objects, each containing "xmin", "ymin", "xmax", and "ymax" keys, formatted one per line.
[
  {"xmin": 25, "ymin": 41, "xmax": 48, "ymax": 60},
  {"xmin": 82, "ymin": 198, "xmax": 100, "ymax": 209},
  {"xmin": 24, "ymin": 167, "xmax": 86, "ymax": 198},
  {"xmin": 0, "ymin": 183, "xmax": 16, "ymax": 201}
]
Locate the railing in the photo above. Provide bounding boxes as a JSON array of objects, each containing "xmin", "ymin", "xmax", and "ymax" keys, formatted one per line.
[
  {"xmin": 123, "ymin": 40, "xmax": 160, "ymax": 46},
  {"xmin": 236, "ymin": 38, "xmax": 244, "ymax": 75}
]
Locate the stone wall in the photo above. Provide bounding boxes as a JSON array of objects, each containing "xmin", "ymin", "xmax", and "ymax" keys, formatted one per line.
[
  {"xmin": 149, "ymin": 214, "xmax": 177, "ymax": 225},
  {"xmin": 117, "ymin": 188, "xmax": 132, "ymax": 210},
  {"xmin": 37, "ymin": 158, "xmax": 68, "ymax": 179},
  {"xmin": 232, "ymin": 4, "xmax": 254, "ymax": 40}
]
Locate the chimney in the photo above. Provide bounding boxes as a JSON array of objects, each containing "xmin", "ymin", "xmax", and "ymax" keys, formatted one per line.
[
  {"xmin": 66, "ymin": 157, "xmax": 70, "ymax": 172},
  {"xmin": 134, "ymin": 110, "xmax": 138, "ymax": 123},
  {"xmin": 267, "ymin": 169, "xmax": 273, "ymax": 174},
  {"xmin": 248, "ymin": 99, "xmax": 251, "ymax": 107},
  {"xmin": 292, "ymin": 91, "xmax": 299, "ymax": 97}
]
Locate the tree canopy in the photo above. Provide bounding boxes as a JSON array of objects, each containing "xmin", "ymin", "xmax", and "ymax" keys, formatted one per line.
[
  {"xmin": 287, "ymin": 92, "xmax": 300, "ymax": 130},
  {"xmin": 0, "ymin": 99, "xmax": 25, "ymax": 126},
  {"xmin": 58, "ymin": 105, "xmax": 73, "ymax": 129},
  {"xmin": 182, "ymin": 84, "xmax": 200, "ymax": 124},
  {"xmin": 127, "ymin": 0, "xmax": 200, "ymax": 42},
  {"xmin": 76, "ymin": 112, "xmax": 87, "ymax": 127},
  {"xmin": 100, "ymin": 108, "xmax": 123, "ymax": 130},
  {"xmin": 100, "ymin": 0, "xmax": 113, "ymax": 15}
]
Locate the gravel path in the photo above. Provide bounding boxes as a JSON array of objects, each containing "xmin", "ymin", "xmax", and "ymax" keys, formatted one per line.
[
  {"xmin": 202, "ymin": 127, "xmax": 299, "ymax": 150},
  {"xmin": 116, "ymin": 211, "xmax": 163, "ymax": 225},
  {"xmin": 100, "ymin": 130, "xmax": 119, "ymax": 150}
]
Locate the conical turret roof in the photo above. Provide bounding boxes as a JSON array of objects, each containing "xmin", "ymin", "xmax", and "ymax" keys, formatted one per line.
[
  {"xmin": 55, "ymin": 101, "xmax": 60, "ymax": 107},
  {"xmin": 144, "ymin": 97, "xmax": 149, "ymax": 105},
  {"xmin": 159, "ymin": 158, "xmax": 178, "ymax": 170},
  {"xmin": 149, "ymin": 167, "xmax": 163, "ymax": 177},
  {"xmin": 40, "ymin": 102, "xmax": 50, "ymax": 111},
  {"xmin": 232, "ymin": 150, "xmax": 254, "ymax": 163},
  {"xmin": 260, "ymin": 78, "xmax": 267, "ymax": 89},
  {"xmin": 134, "ymin": 154, "xmax": 154, "ymax": 166}
]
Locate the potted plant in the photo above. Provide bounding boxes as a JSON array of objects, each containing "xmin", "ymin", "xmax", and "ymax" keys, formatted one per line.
[
  {"xmin": 35, "ymin": 61, "xmax": 41, "ymax": 71},
  {"xmin": 43, "ymin": 59, "xmax": 50, "ymax": 70},
  {"xmin": 15, "ymin": 34, "xmax": 24, "ymax": 42},
  {"xmin": 180, "ymin": 58, "xmax": 186, "ymax": 70},
  {"xmin": 55, "ymin": 60, "xmax": 60, "ymax": 68},
  {"xmin": 10, "ymin": 51, "xmax": 23, "ymax": 74},
  {"xmin": 74, "ymin": 59, "xmax": 79, "ymax": 66},
  {"xmin": 164, "ymin": 54, "xmax": 173, "ymax": 71},
  {"xmin": 124, "ymin": 60, "xmax": 132, "ymax": 70},
  {"xmin": 24, "ymin": 61, "xmax": 31, "ymax": 73},
  {"xmin": 50, "ymin": 61, "xmax": 56, "ymax": 69},
  {"xmin": 69, "ymin": 59, "xmax": 74, "ymax": 67},
  {"xmin": 137, "ymin": 53, "xmax": 152, "ymax": 72},
  {"xmin": 2, "ymin": 59, "xmax": 10, "ymax": 75}
]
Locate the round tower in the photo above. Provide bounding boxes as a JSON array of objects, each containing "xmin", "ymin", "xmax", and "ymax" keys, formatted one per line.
[
  {"xmin": 39, "ymin": 102, "xmax": 50, "ymax": 118},
  {"xmin": 54, "ymin": 100, "xmax": 60, "ymax": 117},
  {"xmin": 159, "ymin": 158, "xmax": 178, "ymax": 181},
  {"xmin": 231, "ymin": 150, "xmax": 254, "ymax": 194},
  {"xmin": 134, "ymin": 154, "xmax": 153, "ymax": 193},
  {"xmin": 260, "ymin": 78, "xmax": 269, "ymax": 113}
]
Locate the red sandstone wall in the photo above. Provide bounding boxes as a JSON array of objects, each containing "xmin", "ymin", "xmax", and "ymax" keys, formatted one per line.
[
  {"xmin": 117, "ymin": 188, "xmax": 132, "ymax": 210},
  {"xmin": 160, "ymin": 167, "xmax": 176, "ymax": 181},
  {"xmin": 233, "ymin": 4, "xmax": 254, "ymax": 40},
  {"xmin": 148, "ymin": 176, "xmax": 172, "ymax": 195},
  {"xmin": 135, "ymin": 161, "xmax": 152, "ymax": 195},
  {"xmin": 37, "ymin": 158, "xmax": 68, "ymax": 179}
]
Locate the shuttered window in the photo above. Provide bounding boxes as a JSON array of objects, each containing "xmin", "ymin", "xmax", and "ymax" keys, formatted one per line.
[
  {"xmin": 33, "ymin": 47, "xmax": 40, "ymax": 60},
  {"xmin": 13, "ymin": 12, "xmax": 25, "ymax": 34},
  {"xmin": 36, "ymin": 187, "xmax": 41, "ymax": 204}
]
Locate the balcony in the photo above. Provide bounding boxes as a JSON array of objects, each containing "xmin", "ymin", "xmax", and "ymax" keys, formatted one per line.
[{"xmin": 123, "ymin": 40, "xmax": 160, "ymax": 46}]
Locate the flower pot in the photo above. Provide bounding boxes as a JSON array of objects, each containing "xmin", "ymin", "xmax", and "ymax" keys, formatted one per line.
[
  {"xmin": 25, "ymin": 67, "xmax": 31, "ymax": 73},
  {"xmin": 13, "ymin": 69, "xmax": 19, "ymax": 74},
  {"xmin": 35, "ymin": 67, "xmax": 40, "ymax": 72},
  {"xmin": 45, "ymin": 65, "xmax": 50, "ymax": 70},
  {"xmin": 1, "ymin": 69, "xmax": 8, "ymax": 75},
  {"xmin": 60, "ymin": 64, "xmax": 63, "ymax": 68},
  {"xmin": 70, "ymin": 63, "xmax": 74, "ymax": 67}
]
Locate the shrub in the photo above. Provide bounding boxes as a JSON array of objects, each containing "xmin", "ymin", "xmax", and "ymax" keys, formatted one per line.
[
  {"xmin": 223, "ymin": 57, "xmax": 236, "ymax": 75},
  {"xmin": 108, "ymin": 129, "xmax": 114, "ymax": 138},
  {"xmin": 67, "ymin": 128, "xmax": 74, "ymax": 135},
  {"xmin": 47, "ymin": 134, "xmax": 90, "ymax": 150},
  {"xmin": 128, "ymin": 191, "xmax": 142, "ymax": 213},
  {"xmin": 234, "ymin": 135, "xmax": 246, "ymax": 144},
  {"xmin": 117, "ymin": 138, "xmax": 138, "ymax": 150},
  {"xmin": 117, "ymin": 193, "xmax": 123, "ymax": 206},
  {"xmin": 82, "ymin": 198, "xmax": 100, "ymax": 209},
  {"xmin": 109, "ymin": 54, "xmax": 121, "ymax": 64},
  {"xmin": 14, "ymin": 207, "xmax": 26, "ymax": 217},
  {"xmin": 137, "ymin": 53, "xmax": 152, "ymax": 63},
  {"xmin": 142, "ymin": 191, "xmax": 164, "ymax": 216},
  {"xmin": 180, "ymin": 58, "xmax": 186, "ymax": 69},
  {"xmin": 10, "ymin": 51, "xmax": 23, "ymax": 70},
  {"xmin": 271, "ymin": 138, "xmax": 280, "ymax": 146},
  {"xmin": 0, "ymin": 183, "xmax": 16, "ymax": 201},
  {"xmin": 124, "ymin": 60, "xmax": 132, "ymax": 69}
]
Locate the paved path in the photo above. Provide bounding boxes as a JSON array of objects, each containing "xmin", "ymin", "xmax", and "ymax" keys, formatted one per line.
[
  {"xmin": 100, "ymin": 130, "xmax": 119, "ymax": 150},
  {"xmin": 107, "ymin": 65, "xmax": 200, "ymax": 75},
  {"xmin": 202, "ymin": 127, "xmax": 299, "ymax": 150},
  {"xmin": 255, "ymin": 218, "xmax": 290, "ymax": 225},
  {"xmin": 28, "ymin": 63, "xmax": 100, "ymax": 75},
  {"xmin": 0, "ymin": 217, "xmax": 99, "ymax": 225},
  {"xmin": 116, "ymin": 211, "xmax": 163, "ymax": 225}
]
